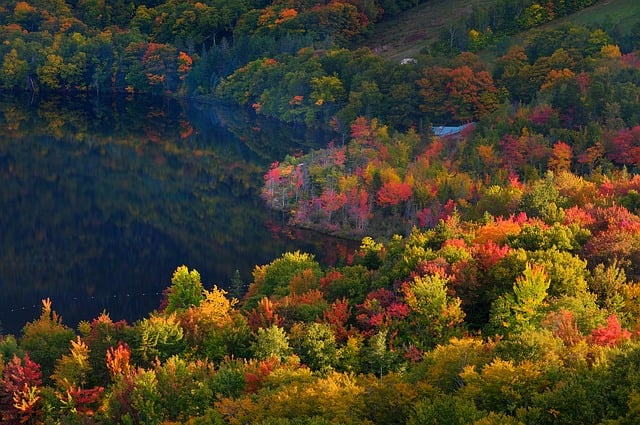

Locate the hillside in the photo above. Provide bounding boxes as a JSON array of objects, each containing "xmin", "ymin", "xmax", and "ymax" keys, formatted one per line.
[
  {"xmin": 361, "ymin": 0, "xmax": 493, "ymax": 61},
  {"xmin": 5, "ymin": 1, "xmax": 640, "ymax": 423},
  {"xmin": 362, "ymin": 0, "xmax": 640, "ymax": 62}
]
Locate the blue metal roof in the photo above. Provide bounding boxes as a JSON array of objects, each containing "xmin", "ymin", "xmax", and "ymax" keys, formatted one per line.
[{"xmin": 432, "ymin": 123, "xmax": 474, "ymax": 137}]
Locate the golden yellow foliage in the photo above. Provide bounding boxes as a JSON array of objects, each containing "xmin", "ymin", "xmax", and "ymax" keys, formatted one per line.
[
  {"xmin": 541, "ymin": 68, "xmax": 576, "ymax": 90},
  {"xmin": 600, "ymin": 44, "xmax": 622, "ymax": 59},
  {"xmin": 52, "ymin": 336, "xmax": 91, "ymax": 390}
]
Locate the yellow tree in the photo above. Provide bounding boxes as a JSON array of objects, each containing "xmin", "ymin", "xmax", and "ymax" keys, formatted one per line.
[
  {"xmin": 52, "ymin": 336, "xmax": 91, "ymax": 390},
  {"xmin": 52, "ymin": 337, "xmax": 105, "ymax": 420},
  {"xmin": 1, "ymin": 48, "xmax": 28, "ymax": 89},
  {"xmin": 36, "ymin": 53, "xmax": 64, "ymax": 89},
  {"xmin": 177, "ymin": 285, "xmax": 238, "ymax": 351}
]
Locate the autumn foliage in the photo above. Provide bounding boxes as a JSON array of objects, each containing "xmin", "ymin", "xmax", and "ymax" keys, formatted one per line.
[{"xmin": 5, "ymin": 0, "xmax": 640, "ymax": 423}]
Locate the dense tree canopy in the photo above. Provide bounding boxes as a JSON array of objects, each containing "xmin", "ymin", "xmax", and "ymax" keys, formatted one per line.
[
  {"xmin": 4, "ymin": 0, "xmax": 640, "ymax": 423},
  {"xmin": 0, "ymin": 0, "xmax": 626, "ymax": 130}
]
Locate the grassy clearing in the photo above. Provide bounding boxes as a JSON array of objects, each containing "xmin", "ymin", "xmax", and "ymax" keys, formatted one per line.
[
  {"xmin": 361, "ymin": 0, "xmax": 493, "ymax": 62},
  {"xmin": 362, "ymin": 0, "xmax": 640, "ymax": 64},
  {"xmin": 561, "ymin": 0, "xmax": 640, "ymax": 31}
]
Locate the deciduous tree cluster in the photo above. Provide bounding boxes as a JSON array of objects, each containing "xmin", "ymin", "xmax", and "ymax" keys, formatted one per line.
[{"xmin": 4, "ymin": 200, "xmax": 640, "ymax": 424}]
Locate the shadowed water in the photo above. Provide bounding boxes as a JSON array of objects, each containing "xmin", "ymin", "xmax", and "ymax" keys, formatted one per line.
[{"xmin": 0, "ymin": 93, "xmax": 354, "ymax": 335}]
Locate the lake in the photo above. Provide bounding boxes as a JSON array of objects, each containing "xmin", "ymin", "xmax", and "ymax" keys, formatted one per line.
[{"xmin": 0, "ymin": 93, "xmax": 355, "ymax": 335}]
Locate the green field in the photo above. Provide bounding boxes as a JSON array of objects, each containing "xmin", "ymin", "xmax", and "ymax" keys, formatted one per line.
[
  {"xmin": 563, "ymin": 0, "xmax": 640, "ymax": 30},
  {"xmin": 361, "ymin": 0, "xmax": 493, "ymax": 62},
  {"xmin": 362, "ymin": 0, "xmax": 640, "ymax": 62}
]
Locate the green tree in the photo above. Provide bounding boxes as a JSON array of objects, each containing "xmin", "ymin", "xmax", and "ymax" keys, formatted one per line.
[
  {"xmin": 310, "ymin": 74, "xmax": 345, "ymax": 105},
  {"xmin": 494, "ymin": 329, "xmax": 563, "ymax": 364},
  {"xmin": 360, "ymin": 329, "xmax": 401, "ymax": 376},
  {"xmin": 155, "ymin": 356, "xmax": 216, "ymax": 421},
  {"xmin": 588, "ymin": 261, "xmax": 628, "ymax": 312},
  {"xmin": 292, "ymin": 322, "xmax": 339, "ymax": 373},
  {"xmin": 251, "ymin": 325, "xmax": 292, "ymax": 361},
  {"xmin": 122, "ymin": 41, "xmax": 148, "ymax": 92},
  {"xmin": 527, "ymin": 248, "xmax": 589, "ymax": 298},
  {"xmin": 84, "ymin": 30, "xmax": 116, "ymax": 94},
  {"xmin": 0, "ymin": 335, "xmax": 23, "ymax": 361},
  {"xmin": 165, "ymin": 265, "xmax": 205, "ymax": 313},
  {"xmin": 210, "ymin": 357, "xmax": 246, "ymax": 399},
  {"xmin": 51, "ymin": 336, "xmax": 91, "ymax": 390},
  {"xmin": 129, "ymin": 369, "xmax": 166, "ymax": 424},
  {"xmin": 20, "ymin": 298, "xmax": 76, "ymax": 381},
  {"xmin": 494, "ymin": 46, "xmax": 530, "ymax": 101},
  {"xmin": 402, "ymin": 273, "xmax": 465, "ymax": 348},
  {"xmin": 460, "ymin": 358, "xmax": 552, "ymax": 415},
  {"xmin": 407, "ymin": 394, "xmax": 485, "ymax": 425},
  {"xmin": 474, "ymin": 413, "xmax": 525, "ymax": 425},
  {"xmin": 414, "ymin": 337, "xmax": 493, "ymax": 393},
  {"xmin": 229, "ymin": 269, "xmax": 245, "ymax": 300},
  {"xmin": 360, "ymin": 372, "xmax": 423, "ymax": 425},
  {"xmin": 246, "ymin": 251, "xmax": 322, "ymax": 307},
  {"xmin": 1, "ymin": 48, "xmax": 28, "ymax": 89},
  {"xmin": 521, "ymin": 171, "xmax": 567, "ymax": 223},
  {"xmin": 310, "ymin": 74, "xmax": 346, "ymax": 122},
  {"xmin": 134, "ymin": 313, "xmax": 185, "ymax": 364},
  {"xmin": 488, "ymin": 263, "xmax": 550, "ymax": 335},
  {"xmin": 36, "ymin": 53, "xmax": 64, "ymax": 89}
]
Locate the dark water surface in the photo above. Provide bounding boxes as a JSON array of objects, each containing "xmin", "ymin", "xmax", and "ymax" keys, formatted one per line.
[{"xmin": 0, "ymin": 93, "xmax": 353, "ymax": 335}]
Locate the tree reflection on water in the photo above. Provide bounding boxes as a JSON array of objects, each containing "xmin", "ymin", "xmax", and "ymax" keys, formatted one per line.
[{"xmin": 0, "ymin": 93, "xmax": 355, "ymax": 334}]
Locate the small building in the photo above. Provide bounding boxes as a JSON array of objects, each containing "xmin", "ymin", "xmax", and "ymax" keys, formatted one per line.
[
  {"xmin": 400, "ymin": 57, "xmax": 417, "ymax": 65},
  {"xmin": 432, "ymin": 123, "xmax": 475, "ymax": 137}
]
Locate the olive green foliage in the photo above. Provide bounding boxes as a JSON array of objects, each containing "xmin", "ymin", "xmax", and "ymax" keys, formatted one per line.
[
  {"xmin": 413, "ymin": 337, "xmax": 494, "ymax": 393},
  {"xmin": 527, "ymin": 248, "xmax": 589, "ymax": 298},
  {"xmin": 403, "ymin": 273, "xmax": 465, "ymax": 348},
  {"xmin": 521, "ymin": 172, "xmax": 568, "ymax": 222},
  {"xmin": 589, "ymin": 261, "xmax": 628, "ymax": 312},
  {"xmin": 0, "ymin": 335, "xmax": 22, "ymax": 361},
  {"xmin": 494, "ymin": 329, "xmax": 563, "ymax": 364},
  {"xmin": 155, "ymin": 356, "xmax": 216, "ymax": 421},
  {"xmin": 51, "ymin": 336, "xmax": 91, "ymax": 390},
  {"xmin": 460, "ymin": 358, "xmax": 554, "ymax": 415},
  {"xmin": 407, "ymin": 394, "xmax": 485, "ymax": 425},
  {"xmin": 360, "ymin": 372, "xmax": 425, "ymax": 424},
  {"xmin": 134, "ymin": 313, "xmax": 185, "ymax": 364},
  {"xmin": 291, "ymin": 322, "xmax": 339, "ymax": 373},
  {"xmin": 19, "ymin": 299, "xmax": 76, "ymax": 380},
  {"xmin": 127, "ymin": 369, "xmax": 166, "ymax": 424},
  {"xmin": 360, "ymin": 329, "xmax": 402, "ymax": 376},
  {"xmin": 246, "ymin": 251, "xmax": 322, "ymax": 307},
  {"xmin": 321, "ymin": 265, "xmax": 372, "ymax": 304},
  {"xmin": 252, "ymin": 325, "xmax": 293, "ymax": 361},
  {"xmin": 210, "ymin": 357, "xmax": 246, "ymax": 399}
]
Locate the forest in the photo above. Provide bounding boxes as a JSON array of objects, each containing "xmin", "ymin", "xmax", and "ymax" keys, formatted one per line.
[{"xmin": 5, "ymin": 0, "xmax": 640, "ymax": 423}]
